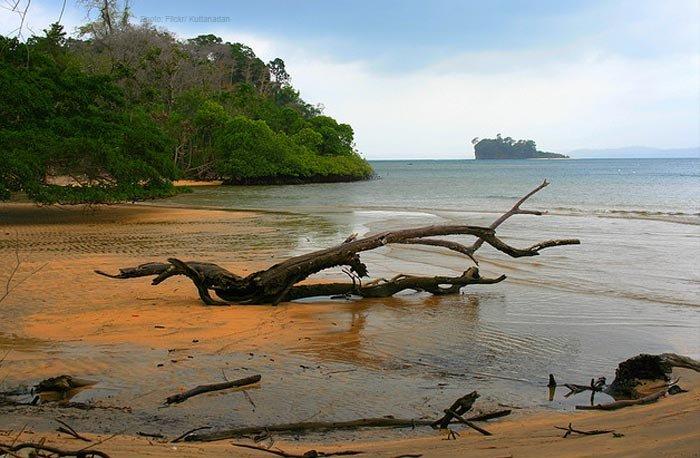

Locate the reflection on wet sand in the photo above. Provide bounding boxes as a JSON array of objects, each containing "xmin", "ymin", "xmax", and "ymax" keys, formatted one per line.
[
  {"xmin": 290, "ymin": 302, "xmax": 384, "ymax": 368},
  {"xmin": 289, "ymin": 294, "xmax": 482, "ymax": 373}
]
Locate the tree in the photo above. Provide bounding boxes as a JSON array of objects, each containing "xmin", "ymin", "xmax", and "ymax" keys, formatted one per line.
[
  {"xmin": 267, "ymin": 57, "xmax": 290, "ymax": 87},
  {"xmin": 187, "ymin": 34, "xmax": 223, "ymax": 47},
  {"xmin": 0, "ymin": 25, "xmax": 177, "ymax": 203},
  {"xmin": 78, "ymin": 0, "xmax": 131, "ymax": 38}
]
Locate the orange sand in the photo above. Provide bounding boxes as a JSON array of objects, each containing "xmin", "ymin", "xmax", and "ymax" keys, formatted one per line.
[{"xmin": 0, "ymin": 203, "xmax": 698, "ymax": 457}]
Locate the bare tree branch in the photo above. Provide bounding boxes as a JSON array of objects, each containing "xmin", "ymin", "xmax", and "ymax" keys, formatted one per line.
[{"xmin": 96, "ymin": 182, "xmax": 579, "ymax": 305}]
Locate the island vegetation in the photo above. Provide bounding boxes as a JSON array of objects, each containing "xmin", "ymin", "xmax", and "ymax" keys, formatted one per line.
[
  {"xmin": 0, "ymin": 2, "xmax": 372, "ymax": 204},
  {"xmin": 472, "ymin": 134, "xmax": 569, "ymax": 160}
]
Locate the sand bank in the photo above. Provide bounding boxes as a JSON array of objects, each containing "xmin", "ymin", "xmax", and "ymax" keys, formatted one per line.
[{"xmin": 0, "ymin": 203, "xmax": 698, "ymax": 457}]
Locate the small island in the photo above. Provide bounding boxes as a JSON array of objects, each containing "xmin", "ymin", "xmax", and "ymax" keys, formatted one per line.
[{"xmin": 473, "ymin": 134, "xmax": 569, "ymax": 160}]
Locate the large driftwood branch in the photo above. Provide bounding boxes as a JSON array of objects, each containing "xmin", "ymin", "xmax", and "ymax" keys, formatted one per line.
[
  {"xmin": 96, "ymin": 181, "xmax": 580, "ymax": 305},
  {"xmin": 184, "ymin": 410, "xmax": 511, "ymax": 442}
]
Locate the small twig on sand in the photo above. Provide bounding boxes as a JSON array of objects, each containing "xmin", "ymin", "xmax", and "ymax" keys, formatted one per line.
[
  {"xmin": 443, "ymin": 429, "xmax": 460, "ymax": 440},
  {"xmin": 0, "ymin": 350, "xmax": 10, "ymax": 369},
  {"xmin": 554, "ymin": 423, "xmax": 615, "ymax": 438},
  {"xmin": 0, "ymin": 258, "xmax": 48, "ymax": 304},
  {"xmin": 75, "ymin": 431, "xmax": 121, "ymax": 455},
  {"xmin": 1, "ymin": 249, "xmax": 21, "ymax": 303},
  {"xmin": 10, "ymin": 425, "xmax": 26, "ymax": 447},
  {"xmin": 56, "ymin": 419, "xmax": 91, "ymax": 442},
  {"xmin": 244, "ymin": 390, "xmax": 256, "ymax": 409},
  {"xmin": 231, "ymin": 442, "xmax": 364, "ymax": 457},
  {"xmin": 171, "ymin": 426, "xmax": 212, "ymax": 443},
  {"xmin": 165, "ymin": 374, "xmax": 261, "ymax": 404}
]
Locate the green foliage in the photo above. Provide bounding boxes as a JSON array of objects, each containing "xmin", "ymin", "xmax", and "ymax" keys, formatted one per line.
[
  {"xmin": 1, "ymin": 16, "xmax": 372, "ymax": 204},
  {"xmin": 0, "ymin": 24, "xmax": 177, "ymax": 203},
  {"xmin": 215, "ymin": 116, "xmax": 371, "ymax": 182},
  {"xmin": 474, "ymin": 135, "xmax": 568, "ymax": 160}
]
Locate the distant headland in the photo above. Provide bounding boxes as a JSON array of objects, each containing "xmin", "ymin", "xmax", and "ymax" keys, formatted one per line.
[{"xmin": 472, "ymin": 135, "xmax": 569, "ymax": 160}]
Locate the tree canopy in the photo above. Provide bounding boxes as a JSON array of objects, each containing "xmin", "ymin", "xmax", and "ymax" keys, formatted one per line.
[
  {"xmin": 473, "ymin": 134, "xmax": 568, "ymax": 160},
  {"xmin": 1, "ymin": 8, "xmax": 372, "ymax": 204}
]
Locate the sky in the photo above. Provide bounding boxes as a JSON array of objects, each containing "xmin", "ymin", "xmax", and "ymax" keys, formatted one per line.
[{"xmin": 1, "ymin": 0, "xmax": 699, "ymax": 159}]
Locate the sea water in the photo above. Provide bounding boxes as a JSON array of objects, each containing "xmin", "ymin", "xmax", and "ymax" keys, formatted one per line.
[{"xmin": 153, "ymin": 158, "xmax": 699, "ymax": 422}]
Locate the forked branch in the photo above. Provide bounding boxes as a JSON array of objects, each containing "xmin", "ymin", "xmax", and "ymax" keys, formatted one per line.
[{"xmin": 96, "ymin": 181, "xmax": 580, "ymax": 305}]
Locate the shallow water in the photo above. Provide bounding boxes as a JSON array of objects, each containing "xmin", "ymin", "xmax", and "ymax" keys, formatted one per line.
[{"xmin": 129, "ymin": 158, "xmax": 700, "ymax": 426}]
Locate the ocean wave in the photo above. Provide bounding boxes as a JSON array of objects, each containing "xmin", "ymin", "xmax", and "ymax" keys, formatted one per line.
[
  {"xmin": 550, "ymin": 207, "xmax": 700, "ymax": 225},
  {"xmin": 507, "ymin": 277, "xmax": 700, "ymax": 308},
  {"xmin": 354, "ymin": 210, "xmax": 442, "ymax": 219}
]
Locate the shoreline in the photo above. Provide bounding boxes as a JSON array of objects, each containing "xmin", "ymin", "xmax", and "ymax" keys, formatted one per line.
[
  {"xmin": 2, "ymin": 369, "xmax": 698, "ymax": 457},
  {"xmin": 1, "ymin": 202, "xmax": 698, "ymax": 457}
]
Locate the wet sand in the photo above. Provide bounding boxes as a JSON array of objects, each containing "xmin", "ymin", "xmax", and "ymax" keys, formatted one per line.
[{"xmin": 0, "ymin": 203, "xmax": 698, "ymax": 457}]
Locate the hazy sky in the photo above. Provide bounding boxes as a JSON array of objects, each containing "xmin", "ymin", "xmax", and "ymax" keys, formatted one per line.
[{"xmin": 2, "ymin": 0, "xmax": 699, "ymax": 159}]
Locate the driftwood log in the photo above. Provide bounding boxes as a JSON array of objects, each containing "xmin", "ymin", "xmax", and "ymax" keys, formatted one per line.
[
  {"xmin": 607, "ymin": 353, "xmax": 700, "ymax": 399},
  {"xmin": 184, "ymin": 410, "xmax": 512, "ymax": 442},
  {"xmin": 553, "ymin": 353, "xmax": 699, "ymax": 406},
  {"xmin": 96, "ymin": 181, "xmax": 580, "ymax": 305},
  {"xmin": 165, "ymin": 374, "xmax": 261, "ymax": 404},
  {"xmin": 576, "ymin": 389, "xmax": 668, "ymax": 411}
]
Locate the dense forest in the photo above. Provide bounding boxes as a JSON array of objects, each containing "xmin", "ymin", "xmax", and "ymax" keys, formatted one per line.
[
  {"xmin": 473, "ymin": 135, "xmax": 568, "ymax": 160},
  {"xmin": 0, "ymin": 3, "xmax": 372, "ymax": 204}
]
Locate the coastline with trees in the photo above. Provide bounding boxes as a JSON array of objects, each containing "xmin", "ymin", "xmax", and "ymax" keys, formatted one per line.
[{"xmin": 0, "ymin": 5, "xmax": 372, "ymax": 205}]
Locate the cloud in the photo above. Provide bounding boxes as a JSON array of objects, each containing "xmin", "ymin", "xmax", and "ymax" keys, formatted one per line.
[
  {"xmin": 285, "ymin": 47, "xmax": 699, "ymax": 159},
  {"xmin": 204, "ymin": 4, "xmax": 699, "ymax": 160}
]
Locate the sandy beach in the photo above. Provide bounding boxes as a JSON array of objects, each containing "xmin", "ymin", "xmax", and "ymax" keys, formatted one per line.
[{"xmin": 1, "ymin": 203, "xmax": 698, "ymax": 457}]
